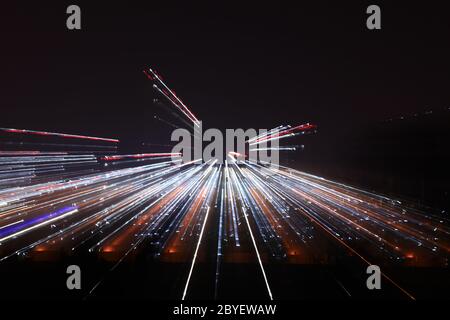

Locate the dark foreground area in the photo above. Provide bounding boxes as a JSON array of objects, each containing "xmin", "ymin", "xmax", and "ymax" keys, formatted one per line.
[{"xmin": 1, "ymin": 245, "xmax": 449, "ymax": 301}]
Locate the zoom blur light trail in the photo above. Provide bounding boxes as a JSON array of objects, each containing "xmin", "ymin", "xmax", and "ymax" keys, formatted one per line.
[
  {"xmin": 0, "ymin": 148, "xmax": 449, "ymax": 299},
  {"xmin": 144, "ymin": 68, "xmax": 200, "ymax": 126},
  {"xmin": 247, "ymin": 125, "xmax": 289, "ymax": 144},
  {"xmin": 0, "ymin": 127, "xmax": 119, "ymax": 143},
  {"xmin": 0, "ymin": 206, "xmax": 78, "ymax": 243},
  {"xmin": 100, "ymin": 153, "xmax": 181, "ymax": 161},
  {"xmin": 249, "ymin": 146, "xmax": 301, "ymax": 152},
  {"xmin": 0, "ymin": 69, "xmax": 449, "ymax": 300},
  {"xmin": 249, "ymin": 123, "xmax": 317, "ymax": 146}
]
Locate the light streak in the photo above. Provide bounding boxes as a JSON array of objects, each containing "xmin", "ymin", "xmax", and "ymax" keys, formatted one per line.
[
  {"xmin": 242, "ymin": 205, "xmax": 274, "ymax": 301},
  {"xmin": 0, "ymin": 127, "xmax": 119, "ymax": 143},
  {"xmin": 182, "ymin": 205, "xmax": 210, "ymax": 300},
  {"xmin": 249, "ymin": 123, "xmax": 316, "ymax": 146},
  {"xmin": 0, "ymin": 219, "xmax": 24, "ymax": 230},
  {"xmin": 101, "ymin": 153, "xmax": 181, "ymax": 161},
  {"xmin": 249, "ymin": 146, "xmax": 300, "ymax": 152},
  {"xmin": 0, "ymin": 206, "xmax": 78, "ymax": 243},
  {"xmin": 145, "ymin": 68, "xmax": 200, "ymax": 126}
]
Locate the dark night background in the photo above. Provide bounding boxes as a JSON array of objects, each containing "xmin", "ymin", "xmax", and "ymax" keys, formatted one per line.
[{"xmin": 1, "ymin": 1, "xmax": 450, "ymax": 209}]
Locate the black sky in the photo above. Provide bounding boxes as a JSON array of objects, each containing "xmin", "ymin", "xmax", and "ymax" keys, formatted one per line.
[{"xmin": 1, "ymin": 1, "xmax": 449, "ymax": 136}]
